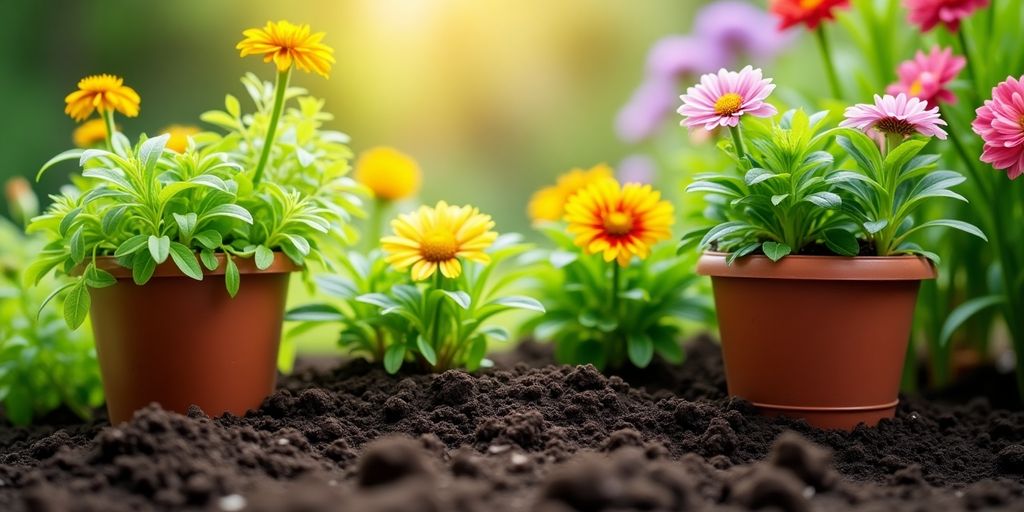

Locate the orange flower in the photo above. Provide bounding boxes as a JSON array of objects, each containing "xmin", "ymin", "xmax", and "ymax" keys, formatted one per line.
[
  {"xmin": 237, "ymin": 20, "xmax": 335, "ymax": 78},
  {"xmin": 565, "ymin": 179, "xmax": 674, "ymax": 266},
  {"xmin": 64, "ymin": 74, "xmax": 140, "ymax": 122},
  {"xmin": 160, "ymin": 125, "xmax": 201, "ymax": 153},
  {"xmin": 527, "ymin": 164, "xmax": 614, "ymax": 223}
]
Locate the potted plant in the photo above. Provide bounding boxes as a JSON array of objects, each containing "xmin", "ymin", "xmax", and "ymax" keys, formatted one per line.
[
  {"xmin": 28, "ymin": 21, "xmax": 363, "ymax": 424},
  {"xmin": 678, "ymin": 67, "xmax": 985, "ymax": 429}
]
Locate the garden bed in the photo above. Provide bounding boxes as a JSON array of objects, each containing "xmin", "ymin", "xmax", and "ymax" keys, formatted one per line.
[{"xmin": 1, "ymin": 337, "xmax": 1022, "ymax": 512}]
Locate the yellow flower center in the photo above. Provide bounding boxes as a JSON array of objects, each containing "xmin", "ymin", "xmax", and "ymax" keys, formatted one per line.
[
  {"xmin": 800, "ymin": 0, "xmax": 824, "ymax": 8},
  {"xmin": 909, "ymin": 80, "xmax": 923, "ymax": 97},
  {"xmin": 420, "ymin": 231, "xmax": 458, "ymax": 262},
  {"xmin": 604, "ymin": 211, "xmax": 634, "ymax": 236},
  {"xmin": 714, "ymin": 93, "xmax": 744, "ymax": 116}
]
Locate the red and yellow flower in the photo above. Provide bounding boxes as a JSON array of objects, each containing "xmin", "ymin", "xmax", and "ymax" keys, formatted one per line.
[
  {"xmin": 770, "ymin": 0, "xmax": 850, "ymax": 30},
  {"xmin": 565, "ymin": 179, "xmax": 674, "ymax": 266}
]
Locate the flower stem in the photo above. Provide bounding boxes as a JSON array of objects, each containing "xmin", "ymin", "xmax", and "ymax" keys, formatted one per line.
[
  {"xmin": 815, "ymin": 25, "xmax": 843, "ymax": 100},
  {"xmin": 367, "ymin": 199, "xmax": 388, "ymax": 252},
  {"xmin": 953, "ymin": 28, "xmax": 981, "ymax": 105},
  {"xmin": 252, "ymin": 68, "xmax": 291, "ymax": 187},
  {"xmin": 102, "ymin": 110, "xmax": 116, "ymax": 152},
  {"xmin": 728, "ymin": 125, "xmax": 747, "ymax": 161},
  {"xmin": 610, "ymin": 263, "xmax": 620, "ymax": 312}
]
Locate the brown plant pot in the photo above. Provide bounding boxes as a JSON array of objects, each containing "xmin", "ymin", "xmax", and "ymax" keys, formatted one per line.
[
  {"xmin": 89, "ymin": 253, "xmax": 298, "ymax": 424},
  {"xmin": 696, "ymin": 252, "xmax": 936, "ymax": 430}
]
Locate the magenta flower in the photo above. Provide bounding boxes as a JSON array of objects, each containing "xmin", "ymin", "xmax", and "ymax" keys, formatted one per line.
[
  {"xmin": 886, "ymin": 46, "xmax": 965, "ymax": 108},
  {"xmin": 904, "ymin": 0, "xmax": 989, "ymax": 32},
  {"xmin": 841, "ymin": 94, "xmax": 948, "ymax": 140},
  {"xmin": 677, "ymin": 66, "xmax": 777, "ymax": 131},
  {"xmin": 971, "ymin": 76, "xmax": 1024, "ymax": 180}
]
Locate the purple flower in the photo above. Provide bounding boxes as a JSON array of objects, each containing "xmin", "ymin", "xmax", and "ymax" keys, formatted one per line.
[
  {"xmin": 618, "ymin": 154, "xmax": 657, "ymax": 184},
  {"xmin": 616, "ymin": 77, "xmax": 677, "ymax": 143},
  {"xmin": 695, "ymin": 1, "xmax": 790, "ymax": 65},
  {"xmin": 646, "ymin": 36, "xmax": 728, "ymax": 80}
]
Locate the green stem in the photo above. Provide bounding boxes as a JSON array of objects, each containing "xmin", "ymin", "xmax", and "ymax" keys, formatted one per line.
[
  {"xmin": 610, "ymin": 263, "xmax": 621, "ymax": 312},
  {"xmin": 367, "ymin": 199, "xmax": 388, "ymax": 252},
  {"xmin": 102, "ymin": 110, "xmax": 116, "ymax": 152},
  {"xmin": 815, "ymin": 25, "xmax": 843, "ymax": 100},
  {"xmin": 954, "ymin": 28, "xmax": 982, "ymax": 104},
  {"xmin": 430, "ymin": 272, "xmax": 446, "ymax": 369},
  {"xmin": 252, "ymin": 68, "xmax": 291, "ymax": 187},
  {"xmin": 728, "ymin": 124, "xmax": 747, "ymax": 161}
]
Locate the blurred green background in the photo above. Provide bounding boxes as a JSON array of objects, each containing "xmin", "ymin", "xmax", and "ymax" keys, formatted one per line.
[{"xmin": 0, "ymin": 0, "xmax": 833, "ymax": 236}]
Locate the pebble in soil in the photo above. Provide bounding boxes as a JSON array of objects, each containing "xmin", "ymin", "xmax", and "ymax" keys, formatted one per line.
[{"xmin": 0, "ymin": 336, "xmax": 1022, "ymax": 511}]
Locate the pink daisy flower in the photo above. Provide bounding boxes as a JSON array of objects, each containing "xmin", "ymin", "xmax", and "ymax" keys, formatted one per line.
[
  {"xmin": 971, "ymin": 75, "xmax": 1024, "ymax": 180},
  {"xmin": 886, "ymin": 46, "xmax": 965, "ymax": 108},
  {"xmin": 840, "ymin": 94, "xmax": 948, "ymax": 140},
  {"xmin": 677, "ymin": 66, "xmax": 778, "ymax": 131},
  {"xmin": 904, "ymin": 0, "xmax": 989, "ymax": 33}
]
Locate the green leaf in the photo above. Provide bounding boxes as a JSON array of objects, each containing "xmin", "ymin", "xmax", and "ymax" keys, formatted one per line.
[
  {"xmin": 115, "ymin": 235, "xmax": 149, "ymax": 257},
  {"xmin": 652, "ymin": 334, "xmax": 684, "ymax": 364},
  {"xmin": 803, "ymin": 191, "xmax": 842, "ymax": 209},
  {"xmin": 101, "ymin": 205, "xmax": 129, "ymax": 236},
  {"xmin": 492, "ymin": 296, "xmax": 545, "ymax": 313},
  {"xmin": 618, "ymin": 289, "xmax": 649, "ymax": 301},
  {"xmin": 480, "ymin": 326, "xmax": 509, "ymax": 342},
  {"xmin": 225, "ymin": 94, "xmax": 241, "ymax": 117},
  {"xmin": 627, "ymin": 333, "xmax": 654, "ymax": 368},
  {"xmin": 36, "ymin": 148, "xmax": 85, "ymax": 181},
  {"xmin": 64, "ymin": 282, "xmax": 91, "ymax": 329},
  {"xmin": 85, "ymin": 266, "xmax": 117, "ymax": 288},
  {"xmin": 148, "ymin": 235, "xmax": 170, "ymax": 264},
  {"xmin": 863, "ymin": 219, "xmax": 888, "ymax": 234},
  {"xmin": 285, "ymin": 304, "xmax": 345, "ymax": 322},
  {"xmin": 173, "ymin": 212, "xmax": 198, "ymax": 238},
  {"xmin": 58, "ymin": 207, "xmax": 82, "ymax": 237},
  {"xmin": 357, "ymin": 293, "xmax": 398, "ymax": 309},
  {"xmin": 225, "ymin": 256, "xmax": 240, "ymax": 297},
  {"xmin": 939, "ymin": 295, "xmax": 1004, "ymax": 347},
  {"xmin": 36, "ymin": 281, "xmax": 77, "ymax": 318},
  {"xmin": 255, "ymin": 245, "xmax": 275, "ymax": 270},
  {"xmin": 699, "ymin": 221, "xmax": 749, "ymax": 248},
  {"xmin": 169, "ymin": 242, "xmax": 203, "ymax": 280},
  {"xmin": 140, "ymin": 133, "xmax": 170, "ymax": 175},
  {"xmin": 441, "ymin": 290, "xmax": 471, "ymax": 309},
  {"xmin": 132, "ymin": 251, "xmax": 157, "ymax": 285},
  {"xmin": 384, "ymin": 344, "xmax": 405, "ymax": 374},
  {"xmin": 416, "ymin": 335, "xmax": 438, "ymax": 365},
  {"xmin": 761, "ymin": 242, "xmax": 791, "ymax": 262},
  {"xmin": 771, "ymin": 194, "xmax": 789, "ymax": 206},
  {"xmin": 203, "ymin": 204, "xmax": 253, "ymax": 224},
  {"xmin": 465, "ymin": 336, "xmax": 488, "ymax": 371},
  {"xmin": 911, "ymin": 219, "xmax": 987, "ymax": 242},
  {"xmin": 194, "ymin": 230, "xmax": 223, "ymax": 250},
  {"xmin": 824, "ymin": 229, "xmax": 859, "ymax": 256},
  {"xmin": 200, "ymin": 249, "xmax": 219, "ymax": 271},
  {"xmin": 69, "ymin": 226, "xmax": 86, "ymax": 263}
]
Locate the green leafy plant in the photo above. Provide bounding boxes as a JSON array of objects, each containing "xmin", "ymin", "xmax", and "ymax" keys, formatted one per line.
[
  {"xmin": 831, "ymin": 128, "xmax": 986, "ymax": 258},
  {"xmin": 1, "ymin": 195, "xmax": 102, "ymax": 425},
  {"xmin": 683, "ymin": 109, "xmax": 854, "ymax": 262},
  {"xmin": 27, "ymin": 76, "xmax": 364, "ymax": 330},
  {"xmin": 684, "ymin": 108, "xmax": 985, "ymax": 262},
  {"xmin": 526, "ymin": 226, "xmax": 712, "ymax": 369},
  {"xmin": 288, "ymin": 234, "xmax": 544, "ymax": 373}
]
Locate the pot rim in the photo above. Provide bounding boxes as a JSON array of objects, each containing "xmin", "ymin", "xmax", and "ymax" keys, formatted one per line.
[
  {"xmin": 696, "ymin": 251, "xmax": 936, "ymax": 281},
  {"xmin": 91, "ymin": 251, "xmax": 300, "ymax": 279}
]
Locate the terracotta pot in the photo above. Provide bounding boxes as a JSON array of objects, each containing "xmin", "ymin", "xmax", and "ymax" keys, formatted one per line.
[
  {"xmin": 88, "ymin": 253, "xmax": 298, "ymax": 424},
  {"xmin": 696, "ymin": 252, "xmax": 936, "ymax": 430}
]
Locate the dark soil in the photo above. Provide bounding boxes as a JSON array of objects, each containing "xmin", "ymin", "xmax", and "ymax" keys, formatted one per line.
[{"xmin": 2, "ymin": 336, "xmax": 1023, "ymax": 511}]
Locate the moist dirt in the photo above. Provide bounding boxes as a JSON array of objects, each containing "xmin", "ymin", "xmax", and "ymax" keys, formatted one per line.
[{"xmin": 1, "ymin": 336, "xmax": 1022, "ymax": 511}]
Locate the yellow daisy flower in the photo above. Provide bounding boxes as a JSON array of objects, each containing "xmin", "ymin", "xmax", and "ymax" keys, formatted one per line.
[
  {"xmin": 565, "ymin": 179, "xmax": 674, "ymax": 267},
  {"xmin": 355, "ymin": 147, "xmax": 422, "ymax": 201},
  {"xmin": 64, "ymin": 74, "xmax": 140, "ymax": 122},
  {"xmin": 236, "ymin": 20, "xmax": 335, "ymax": 78},
  {"xmin": 382, "ymin": 201, "xmax": 498, "ymax": 281},
  {"xmin": 72, "ymin": 119, "xmax": 110, "ymax": 148},
  {"xmin": 527, "ymin": 163, "xmax": 614, "ymax": 223},
  {"xmin": 160, "ymin": 125, "xmax": 201, "ymax": 153}
]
